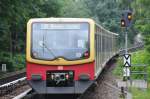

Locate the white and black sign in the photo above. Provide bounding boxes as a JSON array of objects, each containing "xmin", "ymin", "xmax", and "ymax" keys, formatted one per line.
[
  {"xmin": 123, "ymin": 67, "xmax": 130, "ymax": 77},
  {"xmin": 123, "ymin": 54, "xmax": 131, "ymax": 67}
]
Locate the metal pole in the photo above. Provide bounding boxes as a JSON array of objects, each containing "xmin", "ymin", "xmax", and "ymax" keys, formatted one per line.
[
  {"xmin": 125, "ymin": 27, "xmax": 128, "ymax": 54},
  {"xmin": 125, "ymin": 27, "xmax": 128, "ymax": 91}
]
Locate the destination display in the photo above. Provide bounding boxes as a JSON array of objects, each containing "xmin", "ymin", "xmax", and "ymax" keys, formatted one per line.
[{"xmin": 40, "ymin": 23, "xmax": 81, "ymax": 30}]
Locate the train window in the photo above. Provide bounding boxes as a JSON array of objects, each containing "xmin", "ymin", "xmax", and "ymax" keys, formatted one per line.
[{"xmin": 31, "ymin": 22, "xmax": 90, "ymax": 60}]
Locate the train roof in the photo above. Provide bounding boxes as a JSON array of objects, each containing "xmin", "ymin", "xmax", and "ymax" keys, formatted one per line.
[
  {"xmin": 95, "ymin": 23, "xmax": 118, "ymax": 36},
  {"xmin": 28, "ymin": 18, "xmax": 94, "ymax": 23},
  {"xmin": 28, "ymin": 18, "xmax": 118, "ymax": 36}
]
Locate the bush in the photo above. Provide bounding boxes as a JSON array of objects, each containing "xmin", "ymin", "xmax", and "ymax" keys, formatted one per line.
[
  {"xmin": 0, "ymin": 52, "xmax": 14, "ymax": 72},
  {"xmin": 113, "ymin": 57, "xmax": 123, "ymax": 77},
  {"xmin": 12, "ymin": 54, "xmax": 25, "ymax": 70},
  {"xmin": 0, "ymin": 52, "xmax": 25, "ymax": 72},
  {"xmin": 131, "ymin": 50, "xmax": 150, "ymax": 81}
]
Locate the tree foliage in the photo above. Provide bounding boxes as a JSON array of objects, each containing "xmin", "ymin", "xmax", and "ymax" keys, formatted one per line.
[
  {"xmin": 60, "ymin": 0, "xmax": 90, "ymax": 18},
  {"xmin": 0, "ymin": 0, "xmax": 61, "ymax": 53},
  {"xmin": 132, "ymin": 0, "xmax": 150, "ymax": 54}
]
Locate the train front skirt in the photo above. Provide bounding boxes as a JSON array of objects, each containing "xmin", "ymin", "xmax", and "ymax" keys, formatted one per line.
[{"xmin": 28, "ymin": 80, "xmax": 94, "ymax": 94}]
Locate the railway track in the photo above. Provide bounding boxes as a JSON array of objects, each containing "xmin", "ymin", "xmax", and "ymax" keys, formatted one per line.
[
  {"xmin": 0, "ymin": 77, "xmax": 28, "ymax": 97},
  {"xmin": 0, "ymin": 69, "xmax": 31, "ymax": 99},
  {"xmin": 0, "ymin": 69, "xmax": 26, "ymax": 85},
  {"xmin": 78, "ymin": 58, "xmax": 121, "ymax": 99},
  {"xmin": 119, "ymin": 44, "xmax": 144, "ymax": 55},
  {"xmin": 13, "ymin": 88, "xmax": 32, "ymax": 99},
  {"xmin": 0, "ymin": 84, "xmax": 31, "ymax": 99}
]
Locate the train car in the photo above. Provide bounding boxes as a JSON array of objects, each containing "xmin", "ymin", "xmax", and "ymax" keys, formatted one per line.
[{"xmin": 26, "ymin": 18, "xmax": 118, "ymax": 94}]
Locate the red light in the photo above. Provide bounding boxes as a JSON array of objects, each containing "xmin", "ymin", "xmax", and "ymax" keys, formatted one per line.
[
  {"xmin": 65, "ymin": 74, "xmax": 69, "ymax": 79},
  {"xmin": 84, "ymin": 51, "xmax": 89, "ymax": 57}
]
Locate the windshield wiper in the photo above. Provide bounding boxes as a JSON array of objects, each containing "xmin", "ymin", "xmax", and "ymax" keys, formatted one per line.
[{"xmin": 39, "ymin": 41, "xmax": 57, "ymax": 59}]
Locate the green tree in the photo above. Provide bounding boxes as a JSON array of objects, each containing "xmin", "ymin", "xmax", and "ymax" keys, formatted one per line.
[
  {"xmin": 132, "ymin": 0, "xmax": 150, "ymax": 57},
  {"xmin": 60, "ymin": 0, "xmax": 90, "ymax": 18}
]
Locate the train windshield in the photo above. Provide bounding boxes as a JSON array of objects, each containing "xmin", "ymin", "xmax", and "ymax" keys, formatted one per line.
[{"xmin": 31, "ymin": 22, "xmax": 89, "ymax": 60}]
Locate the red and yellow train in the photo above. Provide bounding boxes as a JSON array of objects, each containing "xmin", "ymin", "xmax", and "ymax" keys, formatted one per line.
[{"xmin": 26, "ymin": 18, "xmax": 118, "ymax": 94}]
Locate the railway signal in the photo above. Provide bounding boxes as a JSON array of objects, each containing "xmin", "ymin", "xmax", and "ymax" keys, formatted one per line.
[
  {"xmin": 121, "ymin": 10, "xmax": 133, "ymax": 82},
  {"xmin": 121, "ymin": 10, "xmax": 133, "ymax": 27}
]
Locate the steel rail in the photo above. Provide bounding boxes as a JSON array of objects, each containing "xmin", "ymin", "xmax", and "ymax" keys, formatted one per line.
[
  {"xmin": 12, "ymin": 88, "xmax": 32, "ymax": 99},
  {"xmin": 0, "ymin": 77, "xmax": 26, "ymax": 88}
]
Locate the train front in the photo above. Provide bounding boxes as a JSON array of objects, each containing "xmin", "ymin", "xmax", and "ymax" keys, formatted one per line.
[{"xmin": 26, "ymin": 18, "xmax": 95, "ymax": 94}]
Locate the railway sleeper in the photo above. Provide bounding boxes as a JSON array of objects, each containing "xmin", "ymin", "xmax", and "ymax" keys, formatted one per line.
[{"xmin": 0, "ymin": 80, "xmax": 27, "ymax": 96}]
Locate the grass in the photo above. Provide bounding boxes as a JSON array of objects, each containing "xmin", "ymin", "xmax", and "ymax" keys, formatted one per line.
[{"xmin": 130, "ymin": 87, "xmax": 150, "ymax": 99}]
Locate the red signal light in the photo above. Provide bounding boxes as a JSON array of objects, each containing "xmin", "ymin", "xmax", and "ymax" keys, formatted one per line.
[{"xmin": 65, "ymin": 74, "xmax": 69, "ymax": 80}]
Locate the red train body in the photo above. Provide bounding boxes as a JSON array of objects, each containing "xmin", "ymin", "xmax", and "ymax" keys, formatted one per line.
[{"xmin": 26, "ymin": 18, "xmax": 118, "ymax": 94}]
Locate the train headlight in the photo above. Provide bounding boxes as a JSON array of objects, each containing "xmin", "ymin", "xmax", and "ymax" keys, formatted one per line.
[{"xmin": 32, "ymin": 51, "xmax": 38, "ymax": 58}]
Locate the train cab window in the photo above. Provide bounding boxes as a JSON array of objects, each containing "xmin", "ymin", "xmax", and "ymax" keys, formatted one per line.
[{"xmin": 31, "ymin": 22, "xmax": 90, "ymax": 60}]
